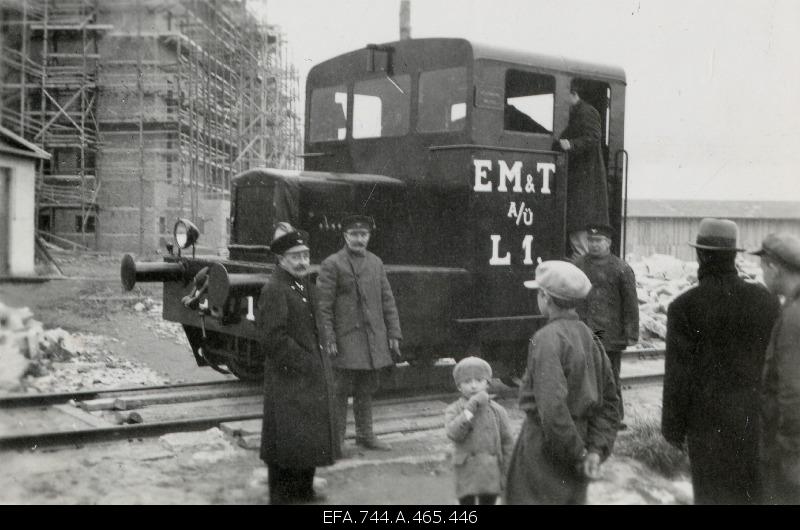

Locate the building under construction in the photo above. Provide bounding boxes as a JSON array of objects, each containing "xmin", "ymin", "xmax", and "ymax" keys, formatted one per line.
[{"xmin": 0, "ymin": 0, "xmax": 301, "ymax": 253}]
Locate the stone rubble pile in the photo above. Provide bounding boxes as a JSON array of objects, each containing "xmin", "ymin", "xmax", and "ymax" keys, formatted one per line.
[
  {"xmin": 0, "ymin": 300, "xmax": 165, "ymax": 393},
  {"xmin": 140, "ymin": 301, "xmax": 190, "ymax": 347},
  {"xmin": 629, "ymin": 254, "xmax": 764, "ymax": 346}
]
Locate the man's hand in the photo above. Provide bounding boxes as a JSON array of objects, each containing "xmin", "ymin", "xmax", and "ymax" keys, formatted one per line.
[
  {"xmin": 325, "ymin": 341, "xmax": 339, "ymax": 358},
  {"xmin": 627, "ymin": 339, "xmax": 638, "ymax": 347},
  {"xmin": 559, "ymin": 139, "xmax": 571, "ymax": 151},
  {"xmin": 582, "ymin": 451, "xmax": 602, "ymax": 480},
  {"xmin": 389, "ymin": 338, "xmax": 402, "ymax": 363}
]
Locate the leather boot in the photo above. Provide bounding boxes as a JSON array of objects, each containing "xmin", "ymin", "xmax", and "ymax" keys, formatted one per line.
[
  {"xmin": 335, "ymin": 390, "xmax": 351, "ymax": 457},
  {"xmin": 354, "ymin": 394, "xmax": 391, "ymax": 451}
]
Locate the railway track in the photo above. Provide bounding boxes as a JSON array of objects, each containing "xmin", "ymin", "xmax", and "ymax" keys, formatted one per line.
[{"xmin": 0, "ymin": 351, "xmax": 664, "ymax": 451}]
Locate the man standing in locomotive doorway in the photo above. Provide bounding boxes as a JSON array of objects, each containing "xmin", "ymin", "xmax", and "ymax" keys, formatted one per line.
[
  {"xmin": 553, "ymin": 80, "xmax": 610, "ymax": 258},
  {"xmin": 257, "ymin": 228, "xmax": 338, "ymax": 504},
  {"xmin": 574, "ymin": 223, "xmax": 639, "ymax": 430},
  {"xmin": 317, "ymin": 214, "xmax": 403, "ymax": 455}
]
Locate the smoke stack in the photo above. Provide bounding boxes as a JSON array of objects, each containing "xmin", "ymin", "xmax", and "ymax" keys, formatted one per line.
[{"xmin": 399, "ymin": 0, "xmax": 411, "ymax": 40}]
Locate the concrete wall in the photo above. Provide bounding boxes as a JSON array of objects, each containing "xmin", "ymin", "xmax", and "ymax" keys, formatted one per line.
[
  {"xmin": 0, "ymin": 153, "xmax": 35, "ymax": 276},
  {"xmin": 625, "ymin": 216, "xmax": 800, "ymax": 262}
]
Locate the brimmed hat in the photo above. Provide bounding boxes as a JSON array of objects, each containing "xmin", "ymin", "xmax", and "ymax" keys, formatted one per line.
[
  {"xmin": 586, "ymin": 224, "xmax": 614, "ymax": 239},
  {"xmin": 750, "ymin": 233, "xmax": 800, "ymax": 271},
  {"xmin": 341, "ymin": 214, "xmax": 375, "ymax": 232},
  {"xmin": 270, "ymin": 230, "xmax": 309, "ymax": 255},
  {"xmin": 689, "ymin": 218, "xmax": 744, "ymax": 251},
  {"xmin": 453, "ymin": 356, "xmax": 492, "ymax": 385},
  {"xmin": 524, "ymin": 260, "xmax": 592, "ymax": 300}
]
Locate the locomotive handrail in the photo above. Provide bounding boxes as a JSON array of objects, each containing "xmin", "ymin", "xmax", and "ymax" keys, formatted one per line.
[
  {"xmin": 428, "ymin": 144, "xmax": 561, "ymax": 155},
  {"xmin": 615, "ymin": 149, "xmax": 630, "ymax": 257}
]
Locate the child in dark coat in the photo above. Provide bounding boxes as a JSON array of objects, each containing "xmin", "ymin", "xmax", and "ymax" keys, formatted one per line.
[{"xmin": 444, "ymin": 357, "xmax": 514, "ymax": 505}]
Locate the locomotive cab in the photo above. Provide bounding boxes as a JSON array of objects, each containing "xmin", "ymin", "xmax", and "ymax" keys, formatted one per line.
[{"xmin": 121, "ymin": 38, "xmax": 627, "ymax": 383}]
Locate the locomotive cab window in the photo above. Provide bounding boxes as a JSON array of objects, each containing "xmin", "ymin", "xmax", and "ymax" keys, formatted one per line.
[
  {"xmin": 417, "ymin": 67, "xmax": 467, "ymax": 133},
  {"xmin": 504, "ymin": 70, "xmax": 554, "ymax": 134},
  {"xmin": 309, "ymin": 85, "xmax": 348, "ymax": 142},
  {"xmin": 353, "ymin": 75, "xmax": 411, "ymax": 139}
]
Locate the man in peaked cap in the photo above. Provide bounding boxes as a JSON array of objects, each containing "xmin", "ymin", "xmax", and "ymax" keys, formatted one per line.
[
  {"xmin": 752, "ymin": 233, "xmax": 800, "ymax": 504},
  {"xmin": 662, "ymin": 218, "xmax": 780, "ymax": 504},
  {"xmin": 574, "ymin": 223, "xmax": 639, "ymax": 430},
  {"xmin": 553, "ymin": 80, "xmax": 610, "ymax": 258},
  {"xmin": 505, "ymin": 261, "xmax": 619, "ymax": 504},
  {"xmin": 316, "ymin": 214, "xmax": 403, "ymax": 456},
  {"xmin": 257, "ymin": 227, "xmax": 337, "ymax": 504}
]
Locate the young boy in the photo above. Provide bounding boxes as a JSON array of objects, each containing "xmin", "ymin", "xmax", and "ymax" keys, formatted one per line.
[
  {"xmin": 444, "ymin": 356, "xmax": 515, "ymax": 505},
  {"xmin": 505, "ymin": 260, "xmax": 620, "ymax": 505}
]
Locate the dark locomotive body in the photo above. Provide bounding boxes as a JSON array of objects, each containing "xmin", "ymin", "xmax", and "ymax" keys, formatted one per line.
[{"xmin": 123, "ymin": 38, "xmax": 627, "ymax": 381}]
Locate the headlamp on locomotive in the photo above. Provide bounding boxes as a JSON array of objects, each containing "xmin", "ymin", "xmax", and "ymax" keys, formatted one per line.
[{"xmin": 121, "ymin": 38, "xmax": 627, "ymax": 383}]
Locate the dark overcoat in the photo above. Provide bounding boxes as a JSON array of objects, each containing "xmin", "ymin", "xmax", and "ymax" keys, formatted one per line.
[
  {"xmin": 662, "ymin": 265, "xmax": 779, "ymax": 504},
  {"xmin": 575, "ymin": 253, "xmax": 639, "ymax": 351},
  {"xmin": 505, "ymin": 315, "xmax": 619, "ymax": 504},
  {"xmin": 258, "ymin": 267, "xmax": 338, "ymax": 467},
  {"xmin": 760, "ymin": 285, "xmax": 800, "ymax": 504},
  {"xmin": 316, "ymin": 247, "xmax": 402, "ymax": 371},
  {"xmin": 555, "ymin": 100, "xmax": 610, "ymax": 233}
]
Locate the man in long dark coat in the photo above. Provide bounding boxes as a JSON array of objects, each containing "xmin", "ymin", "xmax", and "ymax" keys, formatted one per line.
[
  {"xmin": 662, "ymin": 218, "xmax": 780, "ymax": 505},
  {"xmin": 575, "ymin": 224, "xmax": 639, "ymax": 429},
  {"xmin": 506, "ymin": 261, "xmax": 619, "ymax": 504},
  {"xmin": 554, "ymin": 82, "xmax": 610, "ymax": 257},
  {"xmin": 317, "ymin": 214, "xmax": 403, "ymax": 454},
  {"xmin": 752, "ymin": 233, "xmax": 800, "ymax": 504},
  {"xmin": 258, "ymin": 229, "xmax": 338, "ymax": 504}
]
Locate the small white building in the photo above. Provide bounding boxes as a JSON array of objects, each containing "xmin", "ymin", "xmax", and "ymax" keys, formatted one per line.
[{"xmin": 0, "ymin": 126, "xmax": 51, "ymax": 277}]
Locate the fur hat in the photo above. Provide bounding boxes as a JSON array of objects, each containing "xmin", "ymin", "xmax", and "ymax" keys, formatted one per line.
[
  {"xmin": 453, "ymin": 356, "xmax": 492, "ymax": 385},
  {"xmin": 270, "ymin": 229, "xmax": 309, "ymax": 255}
]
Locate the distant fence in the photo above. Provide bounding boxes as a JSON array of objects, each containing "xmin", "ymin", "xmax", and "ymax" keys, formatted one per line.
[{"xmin": 625, "ymin": 217, "xmax": 800, "ymax": 262}]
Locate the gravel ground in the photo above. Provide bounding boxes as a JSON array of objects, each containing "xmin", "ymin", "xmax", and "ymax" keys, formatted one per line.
[{"xmin": 0, "ymin": 251, "xmax": 692, "ymax": 505}]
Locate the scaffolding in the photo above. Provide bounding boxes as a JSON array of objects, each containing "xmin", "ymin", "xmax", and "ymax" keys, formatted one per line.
[{"xmin": 0, "ymin": 0, "xmax": 302, "ymax": 252}]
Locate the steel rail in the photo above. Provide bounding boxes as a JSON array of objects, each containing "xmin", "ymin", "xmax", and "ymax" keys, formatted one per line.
[
  {"xmin": 0, "ymin": 379, "xmax": 252, "ymax": 408},
  {"xmin": 1, "ymin": 372, "xmax": 663, "ymax": 451}
]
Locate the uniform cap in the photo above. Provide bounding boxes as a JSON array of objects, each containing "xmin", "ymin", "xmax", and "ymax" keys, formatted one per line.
[
  {"xmin": 586, "ymin": 224, "xmax": 614, "ymax": 239},
  {"xmin": 523, "ymin": 260, "xmax": 592, "ymax": 300},
  {"xmin": 688, "ymin": 218, "xmax": 744, "ymax": 251},
  {"xmin": 341, "ymin": 214, "xmax": 375, "ymax": 232},
  {"xmin": 750, "ymin": 233, "xmax": 800, "ymax": 271},
  {"xmin": 270, "ymin": 230, "xmax": 310, "ymax": 255},
  {"xmin": 453, "ymin": 356, "xmax": 492, "ymax": 385}
]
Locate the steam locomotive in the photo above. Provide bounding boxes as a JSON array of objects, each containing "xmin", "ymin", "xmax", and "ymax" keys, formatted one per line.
[{"xmin": 121, "ymin": 38, "xmax": 628, "ymax": 382}]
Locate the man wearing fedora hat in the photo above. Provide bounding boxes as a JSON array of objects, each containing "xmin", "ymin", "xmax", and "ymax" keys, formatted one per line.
[
  {"xmin": 662, "ymin": 218, "xmax": 779, "ymax": 504},
  {"xmin": 505, "ymin": 261, "xmax": 619, "ymax": 504},
  {"xmin": 752, "ymin": 233, "xmax": 800, "ymax": 504},
  {"xmin": 317, "ymin": 214, "xmax": 403, "ymax": 455},
  {"xmin": 257, "ymin": 227, "xmax": 338, "ymax": 504},
  {"xmin": 574, "ymin": 223, "xmax": 639, "ymax": 430}
]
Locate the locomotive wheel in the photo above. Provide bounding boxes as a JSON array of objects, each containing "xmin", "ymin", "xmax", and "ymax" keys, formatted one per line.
[{"xmin": 226, "ymin": 359, "xmax": 264, "ymax": 382}]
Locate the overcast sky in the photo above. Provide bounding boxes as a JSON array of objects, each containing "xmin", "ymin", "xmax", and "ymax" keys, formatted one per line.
[{"xmin": 250, "ymin": 0, "xmax": 800, "ymax": 201}]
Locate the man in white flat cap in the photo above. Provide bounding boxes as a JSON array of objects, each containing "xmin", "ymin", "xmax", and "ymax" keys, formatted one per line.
[
  {"xmin": 752, "ymin": 232, "xmax": 800, "ymax": 504},
  {"xmin": 505, "ymin": 260, "xmax": 619, "ymax": 505}
]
